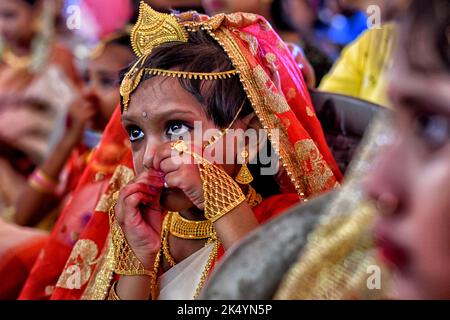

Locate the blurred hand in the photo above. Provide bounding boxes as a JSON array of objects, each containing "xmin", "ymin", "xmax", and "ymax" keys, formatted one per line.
[
  {"xmin": 63, "ymin": 94, "xmax": 97, "ymax": 145},
  {"xmin": 287, "ymin": 42, "xmax": 316, "ymax": 88},
  {"xmin": 114, "ymin": 169, "xmax": 165, "ymax": 269}
]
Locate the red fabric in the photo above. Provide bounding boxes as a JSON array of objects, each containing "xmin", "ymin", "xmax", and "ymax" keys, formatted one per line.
[
  {"xmin": 0, "ymin": 235, "xmax": 48, "ymax": 300},
  {"xmin": 19, "ymin": 107, "xmax": 131, "ymax": 300}
]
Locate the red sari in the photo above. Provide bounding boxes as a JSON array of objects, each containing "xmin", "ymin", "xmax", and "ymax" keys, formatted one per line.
[{"xmin": 19, "ymin": 11, "xmax": 342, "ymax": 300}]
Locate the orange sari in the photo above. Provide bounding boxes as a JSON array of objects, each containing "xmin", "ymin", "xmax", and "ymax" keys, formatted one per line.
[{"xmin": 20, "ymin": 11, "xmax": 342, "ymax": 300}]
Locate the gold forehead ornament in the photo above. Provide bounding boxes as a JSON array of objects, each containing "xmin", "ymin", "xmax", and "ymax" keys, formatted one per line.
[{"xmin": 120, "ymin": 2, "xmax": 238, "ymax": 111}]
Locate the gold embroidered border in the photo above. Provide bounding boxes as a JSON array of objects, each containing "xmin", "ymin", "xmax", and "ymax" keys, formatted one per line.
[
  {"xmin": 207, "ymin": 27, "xmax": 308, "ymax": 198},
  {"xmin": 95, "ymin": 165, "xmax": 135, "ymax": 213},
  {"xmin": 81, "ymin": 235, "xmax": 115, "ymax": 300}
]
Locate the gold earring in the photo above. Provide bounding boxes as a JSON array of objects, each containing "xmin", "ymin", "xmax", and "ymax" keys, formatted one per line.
[{"xmin": 235, "ymin": 149, "xmax": 253, "ymax": 185}]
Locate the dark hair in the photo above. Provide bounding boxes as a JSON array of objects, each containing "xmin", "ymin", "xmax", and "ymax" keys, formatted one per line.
[
  {"xmin": 120, "ymin": 30, "xmax": 280, "ymax": 197},
  {"xmin": 270, "ymin": 0, "xmax": 296, "ymax": 32},
  {"xmin": 109, "ymin": 33, "xmax": 132, "ymax": 49},
  {"xmin": 401, "ymin": 0, "xmax": 450, "ymax": 72}
]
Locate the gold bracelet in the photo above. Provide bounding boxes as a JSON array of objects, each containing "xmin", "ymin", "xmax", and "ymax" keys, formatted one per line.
[
  {"xmin": 199, "ymin": 161, "xmax": 246, "ymax": 222},
  {"xmin": 108, "ymin": 201, "xmax": 156, "ymax": 277},
  {"xmin": 171, "ymin": 140, "xmax": 246, "ymax": 223},
  {"xmin": 28, "ymin": 169, "xmax": 59, "ymax": 195},
  {"xmin": 107, "ymin": 281, "xmax": 121, "ymax": 300}
]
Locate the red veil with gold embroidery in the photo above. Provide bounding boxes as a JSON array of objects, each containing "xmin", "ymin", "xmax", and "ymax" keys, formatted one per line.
[{"xmin": 19, "ymin": 11, "xmax": 342, "ymax": 300}]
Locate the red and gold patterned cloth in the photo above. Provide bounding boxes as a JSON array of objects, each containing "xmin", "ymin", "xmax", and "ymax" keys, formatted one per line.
[{"xmin": 19, "ymin": 11, "xmax": 342, "ymax": 300}]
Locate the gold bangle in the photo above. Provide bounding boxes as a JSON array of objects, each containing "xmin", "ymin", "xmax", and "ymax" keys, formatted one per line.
[
  {"xmin": 28, "ymin": 169, "xmax": 59, "ymax": 195},
  {"xmin": 171, "ymin": 140, "xmax": 246, "ymax": 223},
  {"xmin": 36, "ymin": 169, "xmax": 59, "ymax": 186},
  {"xmin": 200, "ymin": 161, "xmax": 246, "ymax": 222},
  {"xmin": 29, "ymin": 178, "xmax": 55, "ymax": 194},
  {"xmin": 109, "ymin": 201, "xmax": 156, "ymax": 277}
]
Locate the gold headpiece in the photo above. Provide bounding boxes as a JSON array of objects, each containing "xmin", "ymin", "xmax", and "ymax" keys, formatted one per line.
[{"xmin": 120, "ymin": 2, "xmax": 237, "ymax": 111}]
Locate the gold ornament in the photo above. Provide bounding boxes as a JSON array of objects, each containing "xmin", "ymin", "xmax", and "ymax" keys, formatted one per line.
[
  {"xmin": 203, "ymin": 99, "xmax": 246, "ymax": 149},
  {"xmin": 120, "ymin": 60, "xmax": 144, "ymax": 112},
  {"xmin": 245, "ymin": 185, "xmax": 263, "ymax": 208},
  {"xmin": 119, "ymin": 2, "xmax": 238, "ymax": 111},
  {"xmin": 108, "ymin": 201, "xmax": 156, "ymax": 278},
  {"xmin": 194, "ymin": 238, "xmax": 220, "ymax": 299},
  {"xmin": 145, "ymin": 68, "xmax": 237, "ymax": 80},
  {"xmin": 170, "ymin": 211, "xmax": 215, "ymax": 240},
  {"xmin": 171, "ymin": 140, "xmax": 246, "ymax": 223},
  {"xmin": 151, "ymin": 212, "xmax": 219, "ymax": 299},
  {"xmin": 235, "ymin": 149, "xmax": 254, "ymax": 185},
  {"xmin": 2, "ymin": 47, "xmax": 32, "ymax": 70},
  {"xmin": 131, "ymin": 2, "xmax": 188, "ymax": 58},
  {"xmin": 161, "ymin": 213, "xmax": 177, "ymax": 267}
]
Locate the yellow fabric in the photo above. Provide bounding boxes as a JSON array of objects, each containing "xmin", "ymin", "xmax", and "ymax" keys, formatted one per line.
[{"xmin": 319, "ymin": 24, "xmax": 396, "ymax": 107}]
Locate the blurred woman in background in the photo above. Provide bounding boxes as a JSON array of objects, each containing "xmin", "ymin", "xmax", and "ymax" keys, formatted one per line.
[
  {"xmin": 0, "ymin": 0, "xmax": 80, "ymax": 213},
  {"xmin": 13, "ymin": 31, "xmax": 135, "ymax": 230},
  {"xmin": 365, "ymin": 0, "xmax": 450, "ymax": 299},
  {"xmin": 0, "ymin": 30, "xmax": 134, "ymax": 300}
]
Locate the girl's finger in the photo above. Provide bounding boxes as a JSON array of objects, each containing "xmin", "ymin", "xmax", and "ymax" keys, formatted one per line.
[
  {"xmin": 132, "ymin": 175, "xmax": 165, "ymax": 189},
  {"xmin": 163, "ymin": 171, "xmax": 182, "ymax": 190},
  {"xmin": 124, "ymin": 192, "xmax": 157, "ymax": 213},
  {"xmin": 121, "ymin": 183, "xmax": 160, "ymax": 202}
]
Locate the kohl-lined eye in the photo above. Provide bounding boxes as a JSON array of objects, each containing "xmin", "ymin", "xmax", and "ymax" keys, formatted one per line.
[
  {"xmin": 165, "ymin": 121, "xmax": 191, "ymax": 138},
  {"xmin": 413, "ymin": 112, "xmax": 450, "ymax": 149},
  {"xmin": 127, "ymin": 125, "xmax": 144, "ymax": 142}
]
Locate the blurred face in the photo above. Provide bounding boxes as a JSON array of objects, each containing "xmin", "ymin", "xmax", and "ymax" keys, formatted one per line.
[
  {"xmin": 201, "ymin": 0, "xmax": 262, "ymax": 15},
  {"xmin": 286, "ymin": 0, "xmax": 315, "ymax": 30},
  {"xmin": 364, "ymin": 31, "xmax": 450, "ymax": 299},
  {"xmin": 82, "ymin": 43, "xmax": 134, "ymax": 130},
  {"xmin": 0, "ymin": 0, "xmax": 35, "ymax": 46}
]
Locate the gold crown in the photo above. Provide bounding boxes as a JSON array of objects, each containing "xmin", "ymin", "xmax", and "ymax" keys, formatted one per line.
[
  {"xmin": 131, "ymin": 2, "xmax": 188, "ymax": 57},
  {"xmin": 120, "ymin": 2, "xmax": 237, "ymax": 111}
]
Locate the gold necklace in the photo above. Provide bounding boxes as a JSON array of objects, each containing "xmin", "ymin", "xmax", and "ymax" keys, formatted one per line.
[
  {"xmin": 153, "ymin": 187, "xmax": 262, "ymax": 299},
  {"xmin": 169, "ymin": 186, "xmax": 261, "ymax": 240},
  {"xmin": 162, "ymin": 213, "xmax": 177, "ymax": 267},
  {"xmin": 2, "ymin": 47, "xmax": 32, "ymax": 70},
  {"xmin": 151, "ymin": 212, "xmax": 219, "ymax": 299},
  {"xmin": 170, "ymin": 211, "xmax": 215, "ymax": 240}
]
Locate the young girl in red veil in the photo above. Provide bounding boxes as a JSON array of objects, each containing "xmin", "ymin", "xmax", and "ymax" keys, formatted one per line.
[{"xmin": 20, "ymin": 3, "xmax": 342, "ymax": 300}]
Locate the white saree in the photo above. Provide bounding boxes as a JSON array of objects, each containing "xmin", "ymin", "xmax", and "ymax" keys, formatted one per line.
[{"xmin": 158, "ymin": 243, "xmax": 214, "ymax": 300}]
